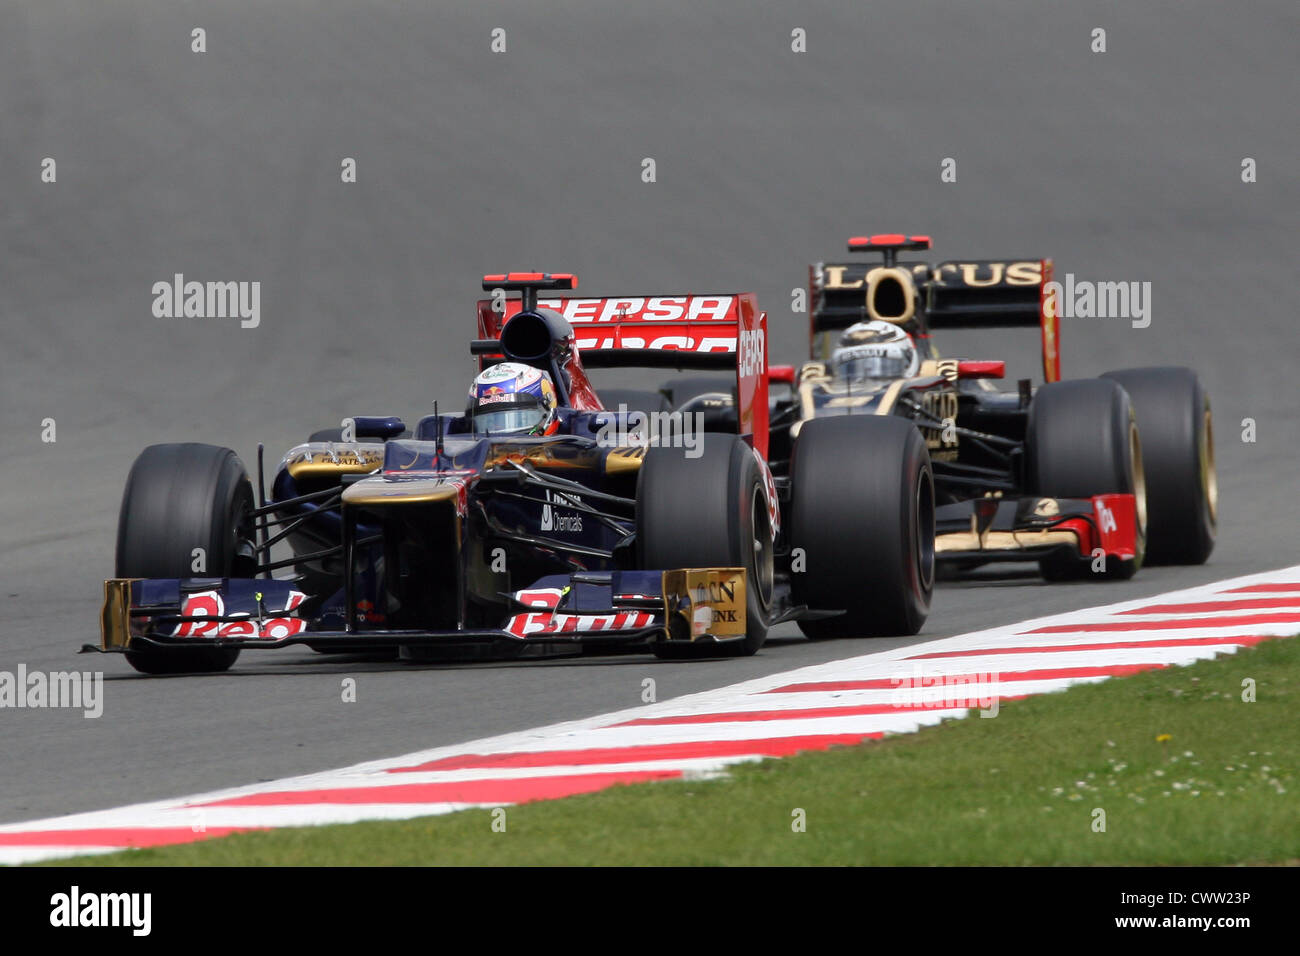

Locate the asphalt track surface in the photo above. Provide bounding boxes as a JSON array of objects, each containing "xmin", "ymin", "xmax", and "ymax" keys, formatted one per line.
[{"xmin": 0, "ymin": 2, "xmax": 1296, "ymax": 824}]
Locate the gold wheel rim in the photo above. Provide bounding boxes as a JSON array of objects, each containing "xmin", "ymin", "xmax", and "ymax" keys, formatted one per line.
[
  {"xmin": 1203, "ymin": 401, "xmax": 1218, "ymax": 526},
  {"xmin": 1130, "ymin": 418, "xmax": 1148, "ymax": 543}
]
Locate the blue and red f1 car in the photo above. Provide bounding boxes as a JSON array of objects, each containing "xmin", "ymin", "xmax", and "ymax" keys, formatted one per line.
[{"xmin": 95, "ymin": 272, "xmax": 936, "ymax": 673}]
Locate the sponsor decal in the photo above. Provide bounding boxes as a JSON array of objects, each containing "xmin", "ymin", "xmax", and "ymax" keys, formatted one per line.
[
  {"xmin": 539, "ymin": 490, "xmax": 583, "ymax": 533},
  {"xmin": 691, "ymin": 580, "xmax": 738, "ymax": 605},
  {"xmin": 286, "ymin": 447, "xmax": 384, "ymax": 476},
  {"xmin": 506, "ymin": 609, "xmax": 655, "ymax": 636},
  {"xmin": 504, "ymin": 588, "xmax": 653, "ymax": 636},
  {"xmin": 933, "ymin": 261, "xmax": 1044, "ymax": 287},
  {"xmin": 1097, "ymin": 500, "xmax": 1118, "ymax": 534},
  {"xmin": 480, "ymin": 364, "xmax": 521, "ymax": 382},
  {"xmin": 920, "ymin": 389, "xmax": 959, "ymax": 459},
  {"xmin": 535, "ymin": 295, "xmax": 735, "ymax": 324},
  {"xmin": 488, "ymin": 296, "xmax": 740, "ymax": 352},
  {"xmin": 844, "ymin": 327, "xmax": 905, "ymax": 346},
  {"xmin": 575, "ymin": 333, "xmax": 736, "ymax": 353},
  {"xmin": 823, "ymin": 265, "xmax": 864, "ymax": 290},
  {"xmin": 825, "ymin": 261, "xmax": 1042, "ymax": 291},
  {"xmin": 172, "ymin": 589, "xmax": 308, "ymax": 639},
  {"xmin": 355, "ymin": 599, "xmax": 386, "ymax": 624},
  {"xmin": 663, "ymin": 569, "xmax": 746, "ymax": 638},
  {"xmin": 738, "ymin": 327, "xmax": 765, "ymax": 377}
]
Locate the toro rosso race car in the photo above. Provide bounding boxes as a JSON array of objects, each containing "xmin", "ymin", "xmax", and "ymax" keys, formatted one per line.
[
  {"xmin": 778, "ymin": 234, "xmax": 1216, "ymax": 583},
  {"xmin": 94, "ymin": 272, "xmax": 932, "ymax": 674}
]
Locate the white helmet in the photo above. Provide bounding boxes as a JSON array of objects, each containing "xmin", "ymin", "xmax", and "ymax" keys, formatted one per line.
[{"xmin": 830, "ymin": 320, "xmax": 919, "ymax": 384}]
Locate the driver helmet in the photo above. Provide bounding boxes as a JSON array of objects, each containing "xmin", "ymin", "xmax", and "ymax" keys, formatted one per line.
[
  {"xmin": 467, "ymin": 362, "xmax": 559, "ymax": 436},
  {"xmin": 830, "ymin": 320, "xmax": 919, "ymax": 384}
]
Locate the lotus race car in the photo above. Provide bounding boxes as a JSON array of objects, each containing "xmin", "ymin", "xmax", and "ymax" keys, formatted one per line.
[{"xmin": 783, "ymin": 234, "xmax": 1216, "ymax": 582}]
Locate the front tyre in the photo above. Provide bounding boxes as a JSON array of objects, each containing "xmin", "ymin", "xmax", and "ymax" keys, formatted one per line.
[
  {"xmin": 116, "ymin": 443, "xmax": 257, "ymax": 674},
  {"xmin": 1101, "ymin": 367, "xmax": 1216, "ymax": 565},
  {"xmin": 1027, "ymin": 379, "xmax": 1146, "ymax": 581},
  {"xmin": 637, "ymin": 434, "xmax": 773, "ymax": 658},
  {"xmin": 789, "ymin": 416, "xmax": 934, "ymax": 638}
]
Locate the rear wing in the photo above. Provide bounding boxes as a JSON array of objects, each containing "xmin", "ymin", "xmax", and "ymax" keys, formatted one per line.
[
  {"xmin": 475, "ymin": 280, "xmax": 769, "ymax": 457},
  {"xmin": 928, "ymin": 258, "xmax": 1058, "ymax": 383},
  {"xmin": 809, "ymin": 236, "xmax": 1059, "ymax": 382}
]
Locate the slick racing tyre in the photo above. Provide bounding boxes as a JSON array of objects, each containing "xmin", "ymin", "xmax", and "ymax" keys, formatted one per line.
[
  {"xmin": 1101, "ymin": 367, "xmax": 1216, "ymax": 565},
  {"xmin": 789, "ymin": 416, "xmax": 934, "ymax": 639},
  {"xmin": 116, "ymin": 443, "xmax": 258, "ymax": 674},
  {"xmin": 1027, "ymin": 379, "xmax": 1147, "ymax": 581},
  {"xmin": 637, "ymin": 433, "xmax": 773, "ymax": 658}
]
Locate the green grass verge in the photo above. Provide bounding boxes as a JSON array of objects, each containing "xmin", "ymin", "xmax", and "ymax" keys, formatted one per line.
[{"xmin": 50, "ymin": 637, "xmax": 1299, "ymax": 865}]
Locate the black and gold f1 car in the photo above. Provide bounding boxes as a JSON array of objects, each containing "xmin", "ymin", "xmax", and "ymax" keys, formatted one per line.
[
  {"xmin": 640, "ymin": 234, "xmax": 1214, "ymax": 613},
  {"xmin": 782, "ymin": 233, "xmax": 1216, "ymax": 584}
]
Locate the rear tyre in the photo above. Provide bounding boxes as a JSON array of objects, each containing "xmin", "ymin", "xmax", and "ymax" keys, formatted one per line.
[
  {"xmin": 789, "ymin": 416, "xmax": 934, "ymax": 638},
  {"xmin": 1101, "ymin": 367, "xmax": 1216, "ymax": 565},
  {"xmin": 637, "ymin": 434, "xmax": 772, "ymax": 658},
  {"xmin": 1026, "ymin": 379, "xmax": 1146, "ymax": 581},
  {"xmin": 116, "ymin": 443, "xmax": 257, "ymax": 674}
]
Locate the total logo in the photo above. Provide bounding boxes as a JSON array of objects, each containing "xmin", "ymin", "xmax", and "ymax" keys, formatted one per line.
[{"xmin": 540, "ymin": 489, "xmax": 583, "ymax": 533}]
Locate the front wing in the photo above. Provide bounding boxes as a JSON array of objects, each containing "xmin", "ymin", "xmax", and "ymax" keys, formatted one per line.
[
  {"xmin": 934, "ymin": 493, "xmax": 1139, "ymax": 566},
  {"xmin": 94, "ymin": 568, "xmax": 749, "ymax": 659}
]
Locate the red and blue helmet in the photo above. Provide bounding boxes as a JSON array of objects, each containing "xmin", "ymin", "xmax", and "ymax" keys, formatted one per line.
[{"xmin": 467, "ymin": 362, "xmax": 559, "ymax": 436}]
